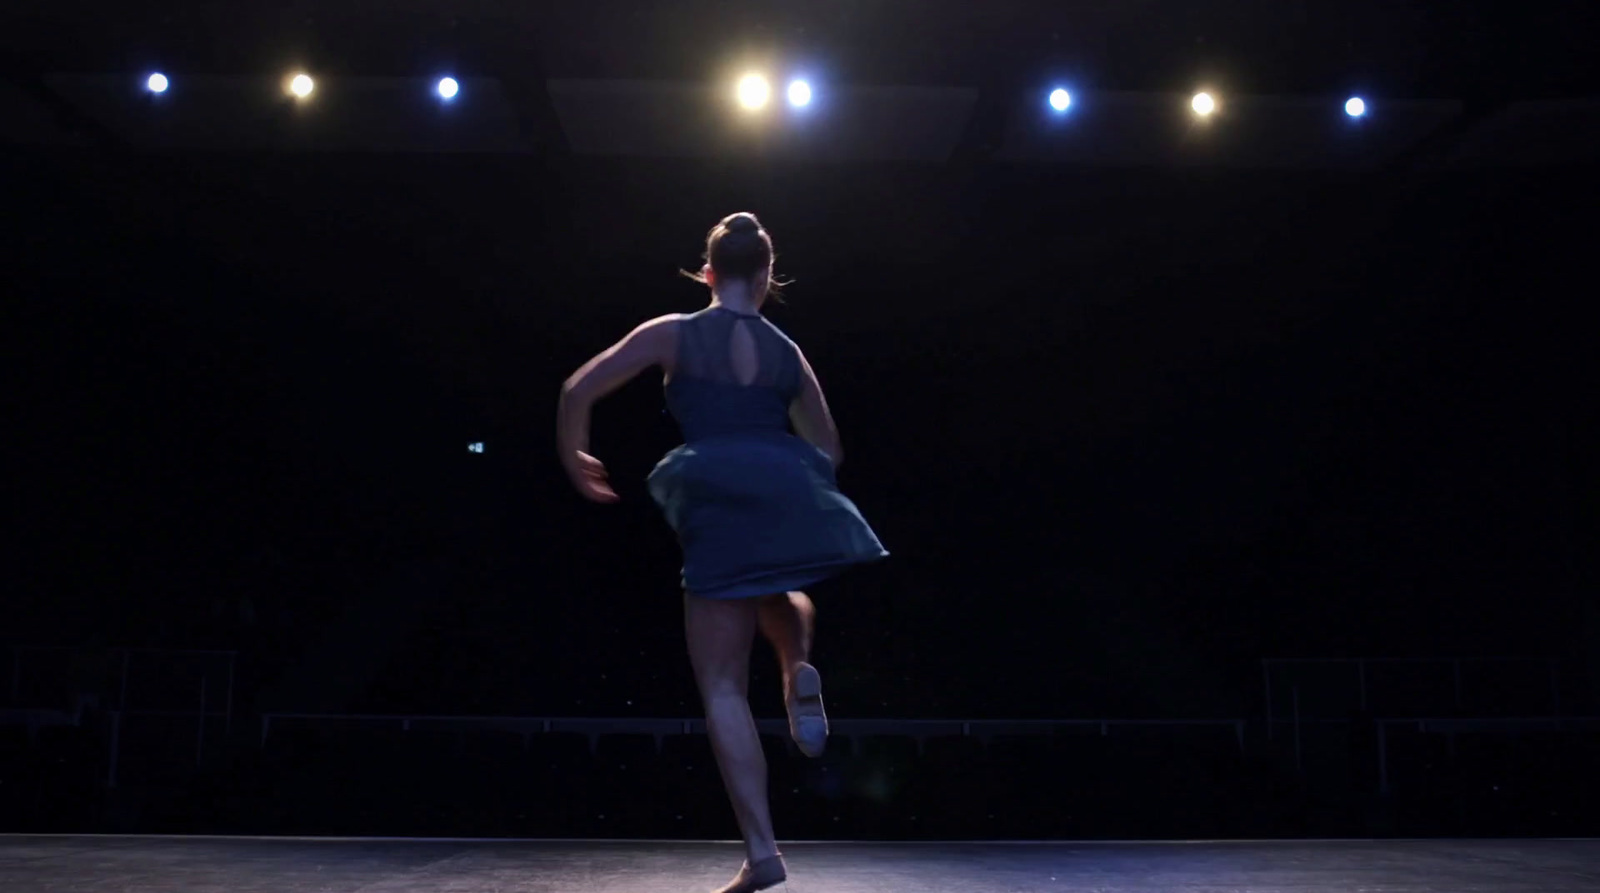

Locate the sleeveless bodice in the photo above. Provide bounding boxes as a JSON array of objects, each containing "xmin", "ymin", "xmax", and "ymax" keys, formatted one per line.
[{"xmin": 664, "ymin": 307, "xmax": 802, "ymax": 442}]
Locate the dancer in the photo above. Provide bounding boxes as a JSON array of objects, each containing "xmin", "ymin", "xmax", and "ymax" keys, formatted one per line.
[{"xmin": 556, "ymin": 212, "xmax": 888, "ymax": 892}]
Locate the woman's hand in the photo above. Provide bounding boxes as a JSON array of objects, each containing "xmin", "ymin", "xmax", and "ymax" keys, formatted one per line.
[{"xmin": 565, "ymin": 451, "xmax": 619, "ymax": 503}]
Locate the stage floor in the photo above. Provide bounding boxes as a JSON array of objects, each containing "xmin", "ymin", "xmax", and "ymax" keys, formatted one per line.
[{"xmin": 3, "ymin": 836, "xmax": 1598, "ymax": 891}]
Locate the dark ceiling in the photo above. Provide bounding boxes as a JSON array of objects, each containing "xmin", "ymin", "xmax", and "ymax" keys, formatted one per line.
[
  {"xmin": 2, "ymin": 0, "xmax": 1594, "ymax": 98},
  {"xmin": 4, "ymin": 1, "xmax": 1597, "ymax": 169}
]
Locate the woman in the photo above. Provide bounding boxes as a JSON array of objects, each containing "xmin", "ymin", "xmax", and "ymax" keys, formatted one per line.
[{"xmin": 556, "ymin": 212, "xmax": 887, "ymax": 892}]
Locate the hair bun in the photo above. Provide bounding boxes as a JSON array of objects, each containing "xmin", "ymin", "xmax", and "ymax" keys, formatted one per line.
[{"xmin": 723, "ymin": 213, "xmax": 761, "ymax": 235}]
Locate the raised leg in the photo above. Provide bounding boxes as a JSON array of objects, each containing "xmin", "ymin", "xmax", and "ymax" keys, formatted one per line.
[
  {"xmin": 756, "ymin": 591, "xmax": 815, "ymax": 693},
  {"xmin": 758, "ymin": 591, "xmax": 827, "ymax": 758},
  {"xmin": 684, "ymin": 593, "xmax": 781, "ymax": 869}
]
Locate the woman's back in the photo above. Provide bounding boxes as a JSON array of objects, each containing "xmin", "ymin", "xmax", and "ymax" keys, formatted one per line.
[{"xmin": 666, "ymin": 306, "xmax": 802, "ymax": 442}]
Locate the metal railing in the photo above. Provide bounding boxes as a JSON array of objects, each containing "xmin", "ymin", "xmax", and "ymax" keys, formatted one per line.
[
  {"xmin": 1, "ymin": 645, "xmax": 237, "ymax": 787},
  {"xmin": 6, "ymin": 647, "xmax": 1582, "ymax": 797},
  {"xmin": 1262, "ymin": 656, "xmax": 1563, "ymax": 734},
  {"xmin": 1261, "ymin": 656, "xmax": 1571, "ymax": 789},
  {"xmin": 258, "ymin": 713, "xmax": 1251, "ymax": 754},
  {"xmin": 1372, "ymin": 715, "xmax": 1600, "ymax": 796}
]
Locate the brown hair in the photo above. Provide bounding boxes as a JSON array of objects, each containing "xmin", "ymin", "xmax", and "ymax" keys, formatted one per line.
[{"xmin": 681, "ymin": 212, "xmax": 788, "ymax": 299}]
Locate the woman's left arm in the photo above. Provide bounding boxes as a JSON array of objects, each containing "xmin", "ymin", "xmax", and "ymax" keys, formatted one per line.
[{"xmin": 556, "ymin": 315, "xmax": 679, "ymax": 501}]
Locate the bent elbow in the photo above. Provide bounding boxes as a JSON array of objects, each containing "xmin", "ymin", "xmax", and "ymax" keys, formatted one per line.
[
  {"xmin": 559, "ymin": 376, "xmax": 589, "ymax": 407},
  {"xmin": 557, "ymin": 379, "xmax": 592, "ymax": 424}
]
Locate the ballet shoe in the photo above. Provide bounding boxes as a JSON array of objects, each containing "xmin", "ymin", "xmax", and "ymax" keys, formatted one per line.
[
  {"xmin": 787, "ymin": 662, "xmax": 828, "ymax": 758},
  {"xmin": 713, "ymin": 854, "xmax": 787, "ymax": 893}
]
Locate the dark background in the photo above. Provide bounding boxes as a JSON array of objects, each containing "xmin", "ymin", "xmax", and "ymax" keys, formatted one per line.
[
  {"xmin": 2, "ymin": 0, "xmax": 1597, "ymax": 839},
  {"xmin": 7, "ymin": 156, "xmax": 1595, "ymax": 719}
]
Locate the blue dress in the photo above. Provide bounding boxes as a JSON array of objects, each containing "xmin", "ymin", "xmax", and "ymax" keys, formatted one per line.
[{"xmin": 647, "ymin": 306, "xmax": 888, "ymax": 599}]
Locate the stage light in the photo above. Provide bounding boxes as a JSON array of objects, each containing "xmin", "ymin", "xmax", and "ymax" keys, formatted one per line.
[
  {"xmin": 437, "ymin": 77, "xmax": 460, "ymax": 101},
  {"xmin": 1049, "ymin": 88, "xmax": 1072, "ymax": 112},
  {"xmin": 146, "ymin": 73, "xmax": 169, "ymax": 94},
  {"xmin": 1191, "ymin": 92, "xmax": 1217, "ymax": 116},
  {"xmin": 288, "ymin": 73, "xmax": 315, "ymax": 99},
  {"xmin": 1345, "ymin": 96, "xmax": 1367, "ymax": 118},
  {"xmin": 787, "ymin": 79, "xmax": 813, "ymax": 108},
  {"xmin": 737, "ymin": 73, "xmax": 770, "ymax": 110}
]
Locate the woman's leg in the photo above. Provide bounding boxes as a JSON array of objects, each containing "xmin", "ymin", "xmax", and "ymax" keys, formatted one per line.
[
  {"xmin": 758, "ymin": 591, "xmax": 826, "ymax": 757},
  {"xmin": 685, "ymin": 593, "xmax": 779, "ymax": 865},
  {"xmin": 756, "ymin": 591, "xmax": 815, "ymax": 692}
]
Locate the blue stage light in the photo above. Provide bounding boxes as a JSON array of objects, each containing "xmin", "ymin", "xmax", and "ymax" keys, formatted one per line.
[
  {"xmin": 1345, "ymin": 96, "xmax": 1367, "ymax": 118},
  {"xmin": 787, "ymin": 79, "xmax": 813, "ymax": 108},
  {"xmin": 438, "ymin": 77, "xmax": 460, "ymax": 101},
  {"xmin": 146, "ymin": 73, "xmax": 169, "ymax": 94},
  {"xmin": 1049, "ymin": 88, "xmax": 1072, "ymax": 112}
]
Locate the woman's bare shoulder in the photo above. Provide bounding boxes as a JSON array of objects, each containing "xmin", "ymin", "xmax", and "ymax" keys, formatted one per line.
[
  {"xmin": 631, "ymin": 313, "xmax": 687, "ymax": 339},
  {"xmin": 628, "ymin": 314, "xmax": 688, "ymax": 367}
]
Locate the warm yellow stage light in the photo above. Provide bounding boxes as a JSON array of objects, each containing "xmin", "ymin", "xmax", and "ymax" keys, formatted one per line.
[
  {"xmin": 1191, "ymin": 91, "xmax": 1217, "ymax": 116},
  {"xmin": 288, "ymin": 73, "xmax": 315, "ymax": 99},
  {"xmin": 737, "ymin": 73, "xmax": 771, "ymax": 110}
]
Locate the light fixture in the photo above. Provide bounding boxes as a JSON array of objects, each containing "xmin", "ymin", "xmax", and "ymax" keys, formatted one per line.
[
  {"xmin": 737, "ymin": 73, "xmax": 771, "ymax": 110},
  {"xmin": 787, "ymin": 79, "xmax": 813, "ymax": 108}
]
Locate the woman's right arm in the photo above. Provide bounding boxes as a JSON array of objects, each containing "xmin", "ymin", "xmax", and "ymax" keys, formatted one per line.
[
  {"xmin": 788, "ymin": 349, "xmax": 843, "ymax": 467},
  {"xmin": 557, "ymin": 315, "xmax": 679, "ymax": 500}
]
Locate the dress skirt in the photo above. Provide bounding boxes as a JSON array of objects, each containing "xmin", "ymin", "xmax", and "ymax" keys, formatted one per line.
[{"xmin": 647, "ymin": 432, "xmax": 888, "ymax": 599}]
